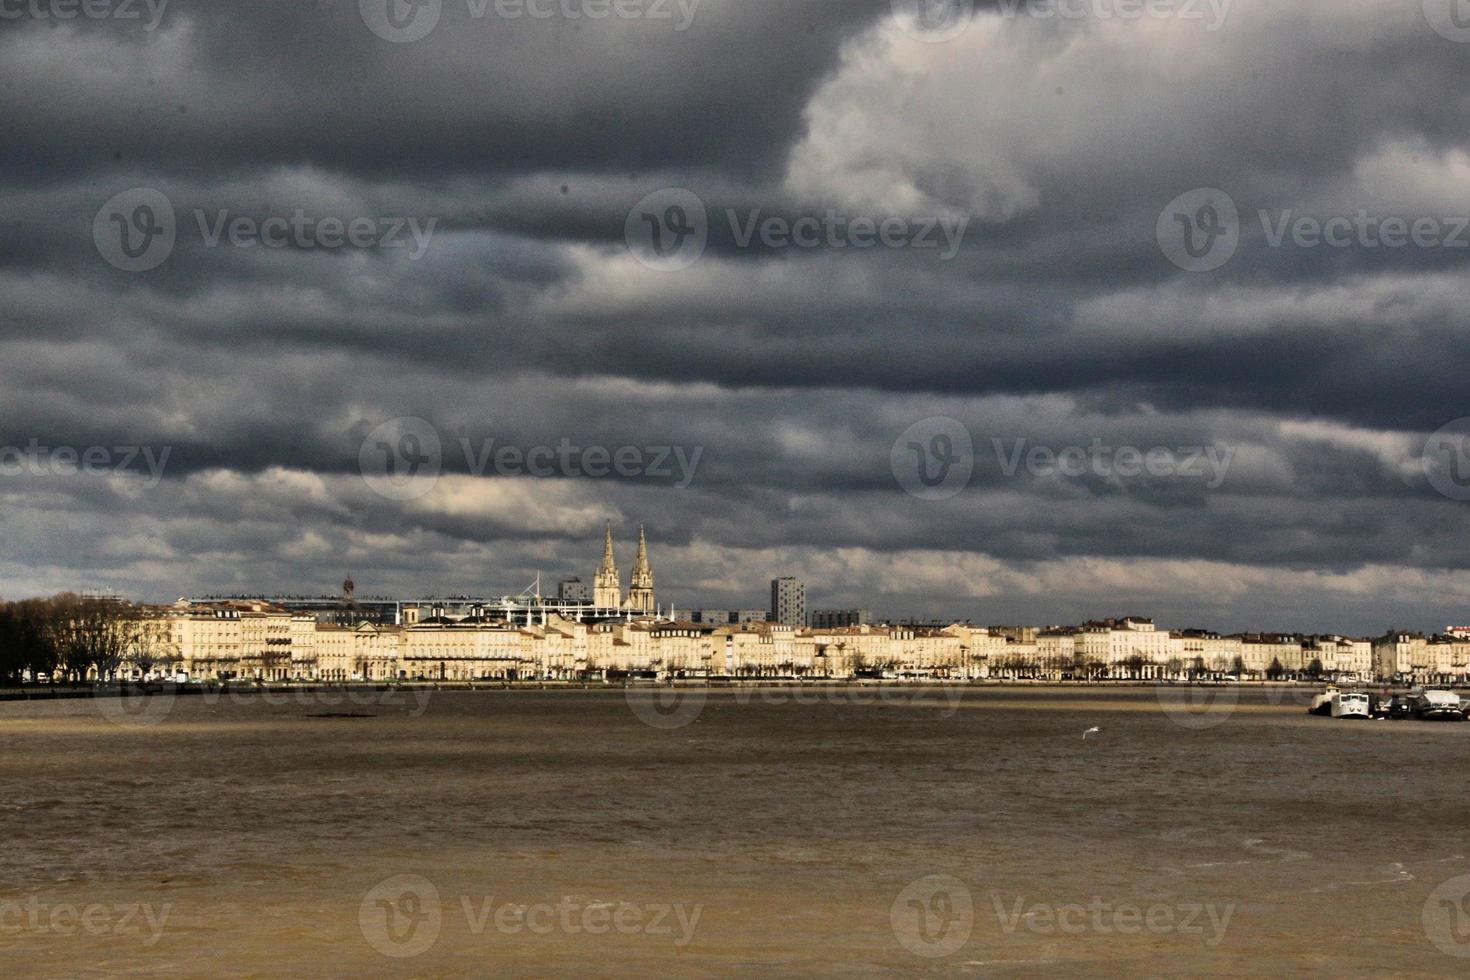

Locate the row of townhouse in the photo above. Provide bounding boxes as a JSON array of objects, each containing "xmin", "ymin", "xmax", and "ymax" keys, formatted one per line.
[{"xmin": 131, "ymin": 604, "xmax": 1470, "ymax": 684}]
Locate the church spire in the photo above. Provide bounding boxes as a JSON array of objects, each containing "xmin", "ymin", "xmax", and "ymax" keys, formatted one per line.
[
  {"xmin": 593, "ymin": 521, "xmax": 621, "ymax": 609},
  {"xmin": 627, "ymin": 524, "xmax": 655, "ymax": 614}
]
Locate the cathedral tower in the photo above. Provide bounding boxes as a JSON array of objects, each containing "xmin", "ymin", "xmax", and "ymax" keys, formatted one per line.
[
  {"xmin": 627, "ymin": 524, "xmax": 655, "ymax": 614},
  {"xmin": 593, "ymin": 521, "xmax": 622, "ymax": 608}
]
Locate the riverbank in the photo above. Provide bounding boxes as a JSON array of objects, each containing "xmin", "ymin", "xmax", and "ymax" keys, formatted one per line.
[{"xmin": 1, "ymin": 678, "xmax": 1457, "ymax": 703}]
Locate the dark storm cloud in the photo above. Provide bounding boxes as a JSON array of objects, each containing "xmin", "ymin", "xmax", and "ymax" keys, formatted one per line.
[{"xmin": 4, "ymin": 0, "xmax": 1470, "ymax": 632}]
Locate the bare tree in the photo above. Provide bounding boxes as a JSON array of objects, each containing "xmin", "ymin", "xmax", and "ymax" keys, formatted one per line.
[{"xmin": 40, "ymin": 594, "xmax": 133, "ymax": 682}]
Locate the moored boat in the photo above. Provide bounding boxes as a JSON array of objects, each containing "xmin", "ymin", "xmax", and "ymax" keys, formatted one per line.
[
  {"xmin": 1330, "ymin": 691, "xmax": 1371, "ymax": 719},
  {"xmin": 1412, "ymin": 689, "xmax": 1466, "ymax": 721},
  {"xmin": 1308, "ymin": 685, "xmax": 1338, "ymax": 716}
]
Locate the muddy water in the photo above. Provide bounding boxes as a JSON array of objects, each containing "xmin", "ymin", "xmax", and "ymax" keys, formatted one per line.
[{"xmin": 1, "ymin": 686, "xmax": 1468, "ymax": 977}]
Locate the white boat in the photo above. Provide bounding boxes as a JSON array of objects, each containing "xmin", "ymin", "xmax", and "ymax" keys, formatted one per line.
[
  {"xmin": 1412, "ymin": 689, "xmax": 1466, "ymax": 721},
  {"xmin": 1308, "ymin": 686, "xmax": 1370, "ymax": 719},
  {"xmin": 1308, "ymin": 685, "xmax": 1339, "ymax": 716},
  {"xmin": 1330, "ymin": 691, "xmax": 1371, "ymax": 719}
]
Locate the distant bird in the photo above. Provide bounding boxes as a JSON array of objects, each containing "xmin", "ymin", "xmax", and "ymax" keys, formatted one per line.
[{"xmin": 1083, "ymin": 727, "xmax": 1101, "ymax": 740}]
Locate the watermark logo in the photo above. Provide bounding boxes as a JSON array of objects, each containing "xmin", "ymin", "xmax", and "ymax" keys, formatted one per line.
[
  {"xmin": 995, "ymin": 438, "xmax": 1233, "ymax": 487},
  {"xmin": 891, "ymin": 0, "xmax": 975, "ymax": 42},
  {"xmin": 360, "ymin": 874, "xmax": 443, "ymax": 958},
  {"xmin": 1424, "ymin": 0, "xmax": 1470, "ymax": 43},
  {"xmin": 891, "ymin": 875, "xmax": 974, "ymax": 958},
  {"xmin": 0, "ymin": 441, "xmax": 171, "ymax": 487},
  {"xmin": 359, "ymin": 420, "xmax": 705, "ymax": 501},
  {"xmin": 626, "ymin": 188, "xmax": 708, "ymax": 272},
  {"xmin": 0, "ymin": 0, "xmax": 169, "ymax": 30},
  {"xmin": 94, "ymin": 188, "xmax": 176, "ymax": 273},
  {"xmin": 1425, "ymin": 874, "xmax": 1470, "ymax": 957},
  {"xmin": 361, "ymin": 0, "xmax": 700, "ymax": 42},
  {"xmin": 1157, "ymin": 188, "xmax": 1240, "ymax": 273},
  {"xmin": 625, "ymin": 189, "xmax": 970, "ymax": 270},
  {"xmin": 726, "ymin": 210, "xmax": 969, "ymax": 259},
  {"xmin": 1423, "ymin": 419, "xmax": 1470, "ymax": 502},
  {"xmin": 1259, "ymin": 210, "xmax": 1470, "ymax": 251},
  {"xmin": 359, "ymin": 875, "xmax": 702, "ymax": 955},
  {"xmin": 0, "ymin": 897, "xmax": 171, "ymax": 946},
  {"xmin": 94, "ymin": 188, "xmax": 438, "ymax": 271},
  {"xmin": 625, "ymin": 686, "xmax": 707, "ymax": 729},
  {"xmin": 1156, "ymin": 682, "xmax": 1238, "ymax": 729},
  {"xmin": 92, "ymin": 684, "xmax": 177, "ymax": 729},
  {"xmin": 891, "ymin": 417, "xmax": 974, "ymax": 501},
  {"xmin": 359, "ymin": 417, "xmax": 444, "ymax": 502},
  {"xmin": 994, "ymin": 0, "xmax": 1230, "ymax": 31},
  {"xmin": 360, "ymin": 0, "xmax": 443, "ymax": 42},
  {"xmin": 993, "ymin": 894, "xmax": 1234, "ymax": 946}
]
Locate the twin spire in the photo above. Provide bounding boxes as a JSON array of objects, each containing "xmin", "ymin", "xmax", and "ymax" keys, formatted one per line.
[{"xmin": 593, "ymin": 521, "xmax": 655, "ymax": 612}]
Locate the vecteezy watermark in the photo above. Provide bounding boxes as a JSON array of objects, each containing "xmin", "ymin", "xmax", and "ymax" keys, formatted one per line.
[
  {"xmin": 994, "ymin": 438, "xmax": 1234, "ymax": 488},
  {"xmin": 93, "ymin": 188, "xmax": 437, "ymax": 272},
  {"xmin": 1258, "ymin": 210, "xmax": 1470, "ymax": 251},
  {"xmin": 358, "ymin": 874, "xmax": 702, "ymax": 958},
  {"xmin": 1423, "ymin": 0, "xmax": 1470, "ymax": 43},
  {"xmin": 626, "ymin": 684, "xmax": 966, "ymax": 731},
  {"xmin": 992, "ymin": 894, "xmax": 1235, "ymax": 946},
  {"xmin": 1423, "ymin": 419, "xmax": 1470, "ymax": 502},
  {"xmin": 891, "ymin": 419, "xmax": 1235, "ymax": 501},
  {"xmin": 890, "ymin": 0, "xmax": 975, "ymax": 42},
  {"xmin": 890, "ymin": 875, "xmax": 974, "ymax": 958},
  {"xmin": 1159, "ymin": 187, "xmax": 1470, "ymax": 273},
  {"xmin": 359, "ymin": 417, "xmax": 705, "ymax": 501},
  {"xmin": 0, "ymin": 0, "xmax": 168, "ymax": 30},
  {"xmin": 624, "ymin": 188, "xmax": 970, "ymax": 272},
  {"xmin": 358, "ymin": 0, "xmax": 701, "ymax": 43},
  {"xmin": 1156, "ymin": 682, "xmax": 1239, "ymax": 730},
  {"xmin": 0, "ymin": 440, "xmax": 170, "ymax": 487},
  {"xmin": 0, "ymin": 896, "xmax": 171, "ymax": 946},
  {"xmin": 1156, "ymin": 188, "xmax": 1241, "ymax": 273},
  {"xmin": 891, "ymin": 417, "xmax": 974, "ymax": 502},
  {"xmin": 994, "ymin": 0, "xmax": 1231, "ymax": 31},
  {"xmin": 96, "ymin": 684, "xmax": 435, "ymax": 730},
  {"xmin": 1424, "ymin": 874, "xmax": 1470, "ymax": 957}
]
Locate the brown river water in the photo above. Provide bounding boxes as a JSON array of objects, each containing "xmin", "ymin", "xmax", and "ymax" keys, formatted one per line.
[{"xmin": 2, "ymin": 685, "xmax": 1469, "ymax": 977}]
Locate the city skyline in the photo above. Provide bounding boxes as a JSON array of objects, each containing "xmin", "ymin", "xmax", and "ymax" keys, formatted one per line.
[
  {"xmin": 8, "ymin": 1, "xmax": 1470, "ymax": 647},
  {"xmin": 35, "ymin": 523, "xmax": 1470, "ymax": 641}
]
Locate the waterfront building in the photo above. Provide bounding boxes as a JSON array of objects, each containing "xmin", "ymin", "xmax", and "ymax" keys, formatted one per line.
[
  {"xmin": 811, "ymin": 609, "xmax": 871, "ymax": 629},
  {"xmin": 1170, "ymin": 630, "xmax": 1243, "ymax": 678},
  {"xmin": 1236, "ymin": 633, "xmax": 1305, "ymax": 679},
  {"xmin": 1372, "ymin": 632, "xmax": 1430, "ymax": 683}
]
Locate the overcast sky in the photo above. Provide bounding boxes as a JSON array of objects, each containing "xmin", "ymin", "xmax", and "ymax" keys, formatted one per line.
[{"xmin": 5, "ymin": 0, "xmax": 1470, "ymax": 633}]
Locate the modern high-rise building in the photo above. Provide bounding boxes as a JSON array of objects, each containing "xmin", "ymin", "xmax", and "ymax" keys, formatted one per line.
[
  {"xmin": 770, "ymin": 577, "xmax": 806, "ymax": 628},
  {"xmin": 558, "ymin": 578, "xmax": 594, "ymax": 605}
]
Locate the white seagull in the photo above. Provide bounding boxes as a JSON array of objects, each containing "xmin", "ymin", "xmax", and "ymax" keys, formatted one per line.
[{"xmin": 1082, "ymin": 727, "xmax": 1101, "ymax": 739}]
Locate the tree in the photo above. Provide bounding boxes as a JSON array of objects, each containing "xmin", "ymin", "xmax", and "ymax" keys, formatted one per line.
[
  {"xmin": 1266, "ymin": 657, "xmax": 1286, "ymax": 681},
  {"xmin": 39, "ymin": 594, "xmax": 134, "ymax": 682},
  {"xmin": 124, "ymin": 613, "xmax": 176, "ymax": 679},
  {"xmin": 0, "ymin": 602, "xmax": 57, "ymax": 683}
]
